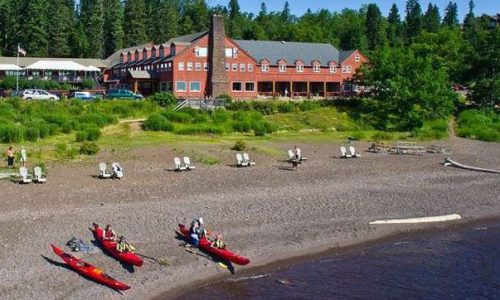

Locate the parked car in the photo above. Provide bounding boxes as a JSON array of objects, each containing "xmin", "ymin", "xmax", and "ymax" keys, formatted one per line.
[
  {"xmin": 21, "ymin": 89, "xmax": 60, "ymax": 101},
  {"xmin": 69, "ymin": 91, "xmax": 101, "ymax": 100},
  {"xmin": 106, "ymin": 89, "xmax": 143, "ymax": 99}
]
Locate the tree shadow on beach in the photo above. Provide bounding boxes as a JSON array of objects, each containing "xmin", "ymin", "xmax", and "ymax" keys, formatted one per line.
[{"xmin": 41, "ymin": 255, "xmax": 125, "ymax": 295}]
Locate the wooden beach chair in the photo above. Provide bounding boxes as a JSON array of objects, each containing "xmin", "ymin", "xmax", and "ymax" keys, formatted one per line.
[
  {"xmin": 33, "ymin": 166, "xmax": 46, "ymax": 183},
  {"xmin": 349, "ymin": 146, "xmax": 361, "ymax": 158},
  {"xmin": 243, "ymin": 153, "xmax": 256, "ymax": 166},
  {"xmin": 236, "ymin": 153, "xmax": 245, "ymax": 167},
  {"xmin": 340, "ymin": 146, "xmax": 352, "ymax": 158},
  {"xmin": 174, "ymin": 157, "xmax": 186, "ymax": 171},
  {"xmin": 19, "ymin": 167, "xmax": 32, "ymax": 184},
  {"xmin": 183, "ymin": 157, "xmax": 196, "ymax": 170},
  {"xmin": 99, "ymin": 162, "xmax": 112, "ymax": 179}
]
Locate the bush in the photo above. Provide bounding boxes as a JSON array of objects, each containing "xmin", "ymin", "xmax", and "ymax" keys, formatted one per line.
[
  {"xmin": 24, "ymin": 127, "xmax": 39, "ymax": 142},
  {"xmin": 277, "ymin": 102, "xmax": 295, "ymax": 113},
  {"xmin": 371, "ymin": 131, "xmax": 394, "ymax": 141},
  {"xmin": 231, "ymin": 140, "xmax": 246, "ymax": 151},
  {"xmin": 61, "ymin": 122, "xmax": 73, "ymax": 134},
  {"xmin": 0, "ymin": 125, "xmax": 23, "ymax": 143},
  {"xmin": 175, "ymin": 124, "xmax": 224, "ymax": 135},
  {"xmin": 76, "ymin": 127, "xmax": 101, "ymax": 142},
  {"xmin": 162, "ymin": 110, "xmax": 192, "ymax": 123},
  {"xmin": 232, "ymin": 120, "xmax": 252, "ymax": 132},
  {"xmin": 251, "ymin": 101, "xmax": 276, "ymax": 115},
  {"xmin": 212, "ymin": 110, "xmax": 230, "ymax": 124},
  {"xmin": 142, "ymin": 114, "xmax": 175, "ymax": 132},
  {"xmin": 298, "ymin": 101, "xmax": 321, "ymax": 111},
  {"xmin": 149, "ymin": 92, "xmax": 178, "ymax": 107},
  {"xmin": 217, "ymin": 94, "xmax": 233, "ymax": 105},
  {"xmin": 55, "ymin": 143, "xmax": 78, "ymax": 159},
  {"xmin": 457, "ymin": 109, "xmax": 500, "ymax": 142},
  {"xmin": 79, "ymin": 141, "xmax": 100, "ymax": 155}
]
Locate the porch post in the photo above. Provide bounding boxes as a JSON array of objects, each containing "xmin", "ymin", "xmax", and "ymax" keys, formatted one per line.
[
  {"xmin": 133, "ymin": 80, "xmax": 138, "ymax": 93},
  {"xmin": 290, "ymin": 81, "xmax": 293, "ymax": 97},
  {"xmin": 272, "ymin": 81, "xmax": 275, "ymax": 97},
  {"xmin": 307, "ymin": 81, "xmax": 310, "ymax": 99},
  {"xmin": 323, "ymin": 82, "xmax": 327, "ymax": 99}
]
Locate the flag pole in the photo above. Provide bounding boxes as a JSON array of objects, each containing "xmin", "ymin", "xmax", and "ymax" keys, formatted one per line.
[{"xmin": 16, "ymin": 43, "xmax": 20, "ymax": 91}]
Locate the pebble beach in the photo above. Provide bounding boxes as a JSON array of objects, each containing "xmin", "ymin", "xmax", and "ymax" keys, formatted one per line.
[{"xmin": 0, "ymin": 136, "xmax": 499, "ymax": 299}]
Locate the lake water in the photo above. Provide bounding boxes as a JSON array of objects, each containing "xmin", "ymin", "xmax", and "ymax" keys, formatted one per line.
[{"xmin": 177, "ymin": 223, "xmax": 500, "ymax": 299}]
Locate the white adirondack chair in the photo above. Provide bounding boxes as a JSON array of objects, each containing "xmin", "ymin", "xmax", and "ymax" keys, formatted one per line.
[
  {"xmin": 99, "ymin": 162, "xmax": 112, "ymax": 178},
  {"xmin": 19, "ymin": 167, "xmax": 32, "ymax": 184},
  {"xmin": 33, "ymin": 166, "xmax": 46, "ymax": 183},
  {"xmin": 349, "ymin": 146, "xmax": 361, "ymax": 158},
  {"xmin": 183, "ymin": 157, "xmax": 196, "ymax": 170},
  {"xmin": 340, "ymin": 146, "xmax": 352, "ymax": 158},
  {"xmin": 174, "ymin": 157, "xmax": 186, "ymax": 171},
  {"xmin": 243, "ymin": 153, "xmax": 256, "ymax": 166}
]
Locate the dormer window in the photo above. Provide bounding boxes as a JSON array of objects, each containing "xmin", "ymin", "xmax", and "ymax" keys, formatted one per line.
[
  {"xmin": 127, "ymin": 52, "xmax": 131, "ymax": 62},
  {"xmin": 143, "ymin": 50, "xmax": 148, "ymax": 59},
  {"xmin": 261, "ymin": 64, "xmax": 269, "ymax": 72},
  {"xmin": 329, "ymin": 65, "xmax": 337, "ymax": 73},
  {"xmin": 135, "ymin": 51, "xmax": 139, "ymax": 61},
  {"xmin": 152, "ymin": 48, "xmax": 156, "ymax": 58},
  {"xmin": 170, "ymin": 44, "xmax": 176, "ymax": 55},
  {"xmin": 313, "ymin": 64, "xmax": 320, "ymax": 73},
  {"xmin": 355, "ymin": 54, "xmax": 360, "ymax": 62},
  {"xmin": 120, "ymin": 54, "xmax": 124, "ymax": 63},
  {"xmin": 159, "ymin": 46, "xmax": 165, "ymax": 57},
  {"xmin": 279, "ymin": 64, "xmax": 286, "ymax": 72},
  {"xmin": 296, "ymin": 65, "xmax": 304, "ymax": 72}
]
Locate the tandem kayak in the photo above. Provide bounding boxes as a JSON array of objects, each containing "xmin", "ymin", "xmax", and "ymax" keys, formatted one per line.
[
  {"xmin": 91, "ymin": 224, "xmax": 143, "ymax": 267},
  {"xmin": 51, "ymin": 244, "xmax": 130, "ymax": 291},
  {"xmin": 178, "ymin": 223, "xmax": 250, "ymax": 266}
]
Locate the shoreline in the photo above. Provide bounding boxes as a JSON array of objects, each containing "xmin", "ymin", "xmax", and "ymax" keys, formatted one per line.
[
  {"xmin": 0, "ymin": 136, "xmax": 498, "ymax": 299},
  {"xmin": 162, "ymin": 214, "xmax": 500, "ymax": 299}
]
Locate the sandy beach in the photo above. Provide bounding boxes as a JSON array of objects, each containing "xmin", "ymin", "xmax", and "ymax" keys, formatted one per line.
[{"xmin": 0, "ymin": 136, "xmax": 499, "ymax": 299}]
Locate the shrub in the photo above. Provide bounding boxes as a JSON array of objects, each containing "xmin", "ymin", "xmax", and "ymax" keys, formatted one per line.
[
  {"xmin": 24, "ymin": 127, "xmax": 39, "ymax": 142},
  {"xmin": 79, "ymin": 142, "xmax": 100, "ymax": 155},
  {"xmin": 252, "ymin": 121, "xmax": 267, "ymax": 136},
  {"xmin": 142, "ymin": 114, "xmax": 175, "ymax": 132},
  {"xmin": 75, "ymin": 131, "xmax": 87, "ymax": 142},
  {"xmin": 149, "ymin": 92, "xmax": 178, "ymax": 107},
  {"xmin": 61, "ymin": 122, "xmax": 73, "ymax": 134},
  {"xmin": 277, "ymin": 102, "xmax": 295, "ymax": 113},
  {"xmin": 232, "ymin": 120, "xmax": 252, "ymax": 132},
  {"xmin": 217, "ymin": 94, "xmax": 233, "ymax": 105},
  {"xmin": 55, "ymin": 143, "xmax": 78, "ymax": 159},
  {"xmin": 212, "ymin": 110, "xmax": 230, "ymax": 124},
  {"xmin": 0, "ymin": 125, "xmax": 23, "ymax": 143},
  {"xmin": 175, "ymin": 124, "xmax": 224, "ymax": 135},
  {"xmin": 371, "ymin": 131, "xmax": 394, "ymax": 141},
  {"xmin": 162, "ymin": 110, "xmax": 192, "ymax": 123},
  {"xmin": 76, "ymin": 127, "xmax": 101, "ymax": 142},
  {"xmin": 231, "ymin": 140, "xmax": 246, "ymax": 151},
  {"xmin": 251, "ymin": 101, "xmax": 276, "ymax": 115},
  {"xmin": 298, "ymin": 101, "xmax": 321, "ymax": 111}
]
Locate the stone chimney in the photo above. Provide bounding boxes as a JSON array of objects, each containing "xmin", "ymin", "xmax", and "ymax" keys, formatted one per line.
[{"xmin": 209, "ymin": 15, "xmax": 228, "ymax": 98}]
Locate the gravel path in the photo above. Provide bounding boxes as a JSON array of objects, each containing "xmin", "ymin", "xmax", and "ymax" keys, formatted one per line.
[{"xmin": 0, "ymin": 136, "xmax": 498, "ymax": 299}]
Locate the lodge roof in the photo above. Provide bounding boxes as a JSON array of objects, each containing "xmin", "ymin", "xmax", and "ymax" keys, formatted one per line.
[
  {"xmin": 234, "ymin": 40, "xmax": 354, "ymax": 66},
  {"xmin": 128, "ymin": 70, "xmax": 157, "ymax": 80}
]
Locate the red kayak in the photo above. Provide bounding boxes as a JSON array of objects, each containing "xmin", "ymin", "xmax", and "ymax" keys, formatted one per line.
[
  {"xmin": 91, "ymin": 224, "xmax": 143, "ymax": 267},
  {"xmin": 51, "ymin": 244, "xmax": 130, "ymax": 290},
  {"xmin": 178, "ymin": 223, "xmax": 250, "ymax": 266}
]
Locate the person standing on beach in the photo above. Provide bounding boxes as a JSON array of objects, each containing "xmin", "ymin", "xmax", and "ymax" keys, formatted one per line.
[
  {"xmin": 6, "ymin": 146, "xmax": 14, "ymax": 168},
  {"xmin": 20, "ymin": 146, "xmax": 27, "ymax": 167}
]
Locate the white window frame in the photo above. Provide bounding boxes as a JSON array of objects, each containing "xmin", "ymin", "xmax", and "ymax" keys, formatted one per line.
[
  {"xmin": 225, "ymin": 63, "xmax": 230, "ymax": 71},
  {"xmin": 176, "ymin": 81, "xmax": 187, "ymax": 92},
  {"xmin": 167, "ymin": 62, "xmax": 172, "ymax": 71},
  {"xmin": 187, "ymin": 62, "xmax": 193, "ymax": 71},
  {"xmin": 178, "ymin": 62, "xmax": 184, "ymax": 71},
  {"xmin": 195, "ymin": 62, "xmax": 201, "ymax": 71},
  {"xmin": 232, "ymin": 63, "xmax": 237, "ymax": 71},
  {"xmin": 347, "ymin": 66, "xmax": 352, "ymax": 73},
  {"xmin": 245, "ymin": 82, "xmax": 255, "ymax": 92},
  {"xmin": 248, "ymin": 64, "xmax": 253, "ymax": 72},
  {"xmin": 261, "ymin": 64, "xmax": 269, "ymax": 72},
  {"xmin": 232, "ymin": 81, "xmax": 243, "ymax": 92},
  {"xmin": 342, "ymin": 66, "xmax": 347, "ymax": 73},
  {"xmin": 189, "ymin": 81, "xmax": 201, "ymax": 92},
  {"xmin": 313, "ymin": 65, "xmax": 320, "ymax": 73},
  {"xmin": 279, "ymin": 64, "xmax": 286, "ymax": 72},
  {"xmin": 330, "ymin": 65, "xmax": 337, "ymax": 73},
  {"xmin": 355, "ymin": 54, "xmax": 360, "ymax": 62},
  {"xmin": 240, "ymin": 63, "xmax": 245, "ymax": 72},
  {"xmin": 296, "ymin": 65, "xmax": 304, "ymax": 73}
]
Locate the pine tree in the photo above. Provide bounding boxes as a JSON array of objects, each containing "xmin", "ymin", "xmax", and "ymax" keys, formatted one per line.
[
  {"xmin": 404, "ymin": 0, "xmax": 423, "ymax": 41},
  {"xmin": 365, "ymin": 3, "xmax": 384, "ymax": 50},
  {"xmin": 228, "ymin": 0, "xmax": 242, "ymax": 38},
  {"xmin": 181, "ymin": 0, "xmax": 209, "ymax": 33},
  {"xmin": 21, "ymin": 0, "xmax": 50, "ymax": 57},
  {"xmin": 463, "ymin": 0, "xmax": 475, "ymax": 29},
  {"xmin": 48, "ymin": 0, "xmax": 74, "ymax": 57},
  {"xmin": 442, "ymin": 1, "xmax": 458, "ymax": 28},
  {"xmin": 386, "ymin": 3, "xmax": 402, "ymax": 47},
  {"xmin": 123, "ymin": 0, "xmax": 148, "ymax": 47},
  {"xmin": 281, "ymin": 1, "xmax": 291, "ymax": 23},
  {"xmin": 423, "ymin": 3, "xmax": 440, "ymax": 32},
  {"xmin": 103, "ymin": 0, "xmax": 124, "ymax": 58}
]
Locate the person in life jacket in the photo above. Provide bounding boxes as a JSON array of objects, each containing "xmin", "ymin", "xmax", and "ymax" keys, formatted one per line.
[
  {"xmin": 116, "ymin": 236, "xmax": 136, "ymax": 253},
  {"xmin": 210, "ymin": 234, "xmax": 226, "ymax": 249},
  {"xmin": 187, "ymin": 217, "xmax": 204, "ymax": 247},
  {"xmin": 103, "ymin": 224, "xmax": 117, "ymax": 241}
]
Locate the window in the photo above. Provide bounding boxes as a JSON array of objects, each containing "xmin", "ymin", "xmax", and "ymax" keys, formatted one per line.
[
  {"xmin": 355, "ymin": 54, "xmax": 360, "ymax": 62},
  {"xmin": 245, "ymin": 82, "xmax": 255, "ymax": 91},
  {"xmin": 296, "ymin": 65, "xmax": 304, "ymax": 72},
  {"xmin": 240, "ymin": 64, "xmax": 245, "ymax": 72},
  {"xmin": 225, "ymin": 63, "xmax": 230, "ymax": 71},
  {"xmin": 204, "ymin": 63, "xmax": 209, "ymax": 71},
  {"xmin": 176, "ymin": 81, "xmax": 187, "ymax": 91},
  {"xmin": 178, "ymin": 62, "xmax": 184, "ymax": 71},
  {"xmin": 225, "ymin": 48, "xmax": 233, "ymax": 57},
  {"xmin": 195, "ymin": 63, "xmax": 201, "ymax": 71},
  {"xmin": 279, "ymin": 64, "xmax": 286, "ymax": 72},
  {"xmin": 187, "ymin": 62, "xmax": 193, "ymax": 71},
  {"xmin": 160, "ymin": 48, "xmax": 165, "ymax": 57},
  {"xmin": 232, "ymin": 63, "xmax": 237, "ymax": 71},
  {"xmin": 127, "ymin": 53, "xmax": 131, "ymax": 61},
  {"xmin": 261, "ymin": 64, "xmax": 269, "ymax": 72},
  {"xmin": 248, "ymin": 64, "xmax": 253, "ymax": 72},
  {"xmin": 190, "ymin": 81, "xmax": 201, "ymax": 92},
  {"xmin": 167, "ymin": 62, "xmax": 172, "ymax": 71},
  {"xmin": 152, "ymin": 49, "xmax": 156, "ymax": 58},
  {"xmin": 347, "ymin": 66, "xmax": 352, "ymax": 73},
  {"xmin": 120, "ymin": 55, "xmax": 124, "ymax": 63},
  {"xmin": 342, "ymin": 66, "xmax": 348, "ymax": 73},
  {"xmin": 232, "ymin": 82, "xmax": 243, "ymax": 91},
  {"xmin": 313, "ymin": 65, "xmax": 320, "ymax": 73},
  {"xmin": 330, "ymin": 65, "xmax": 337, "ymax": 73},
  {"xmin": 195, "ymin": 47, "xmax": 208, "ymax": 57}
]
